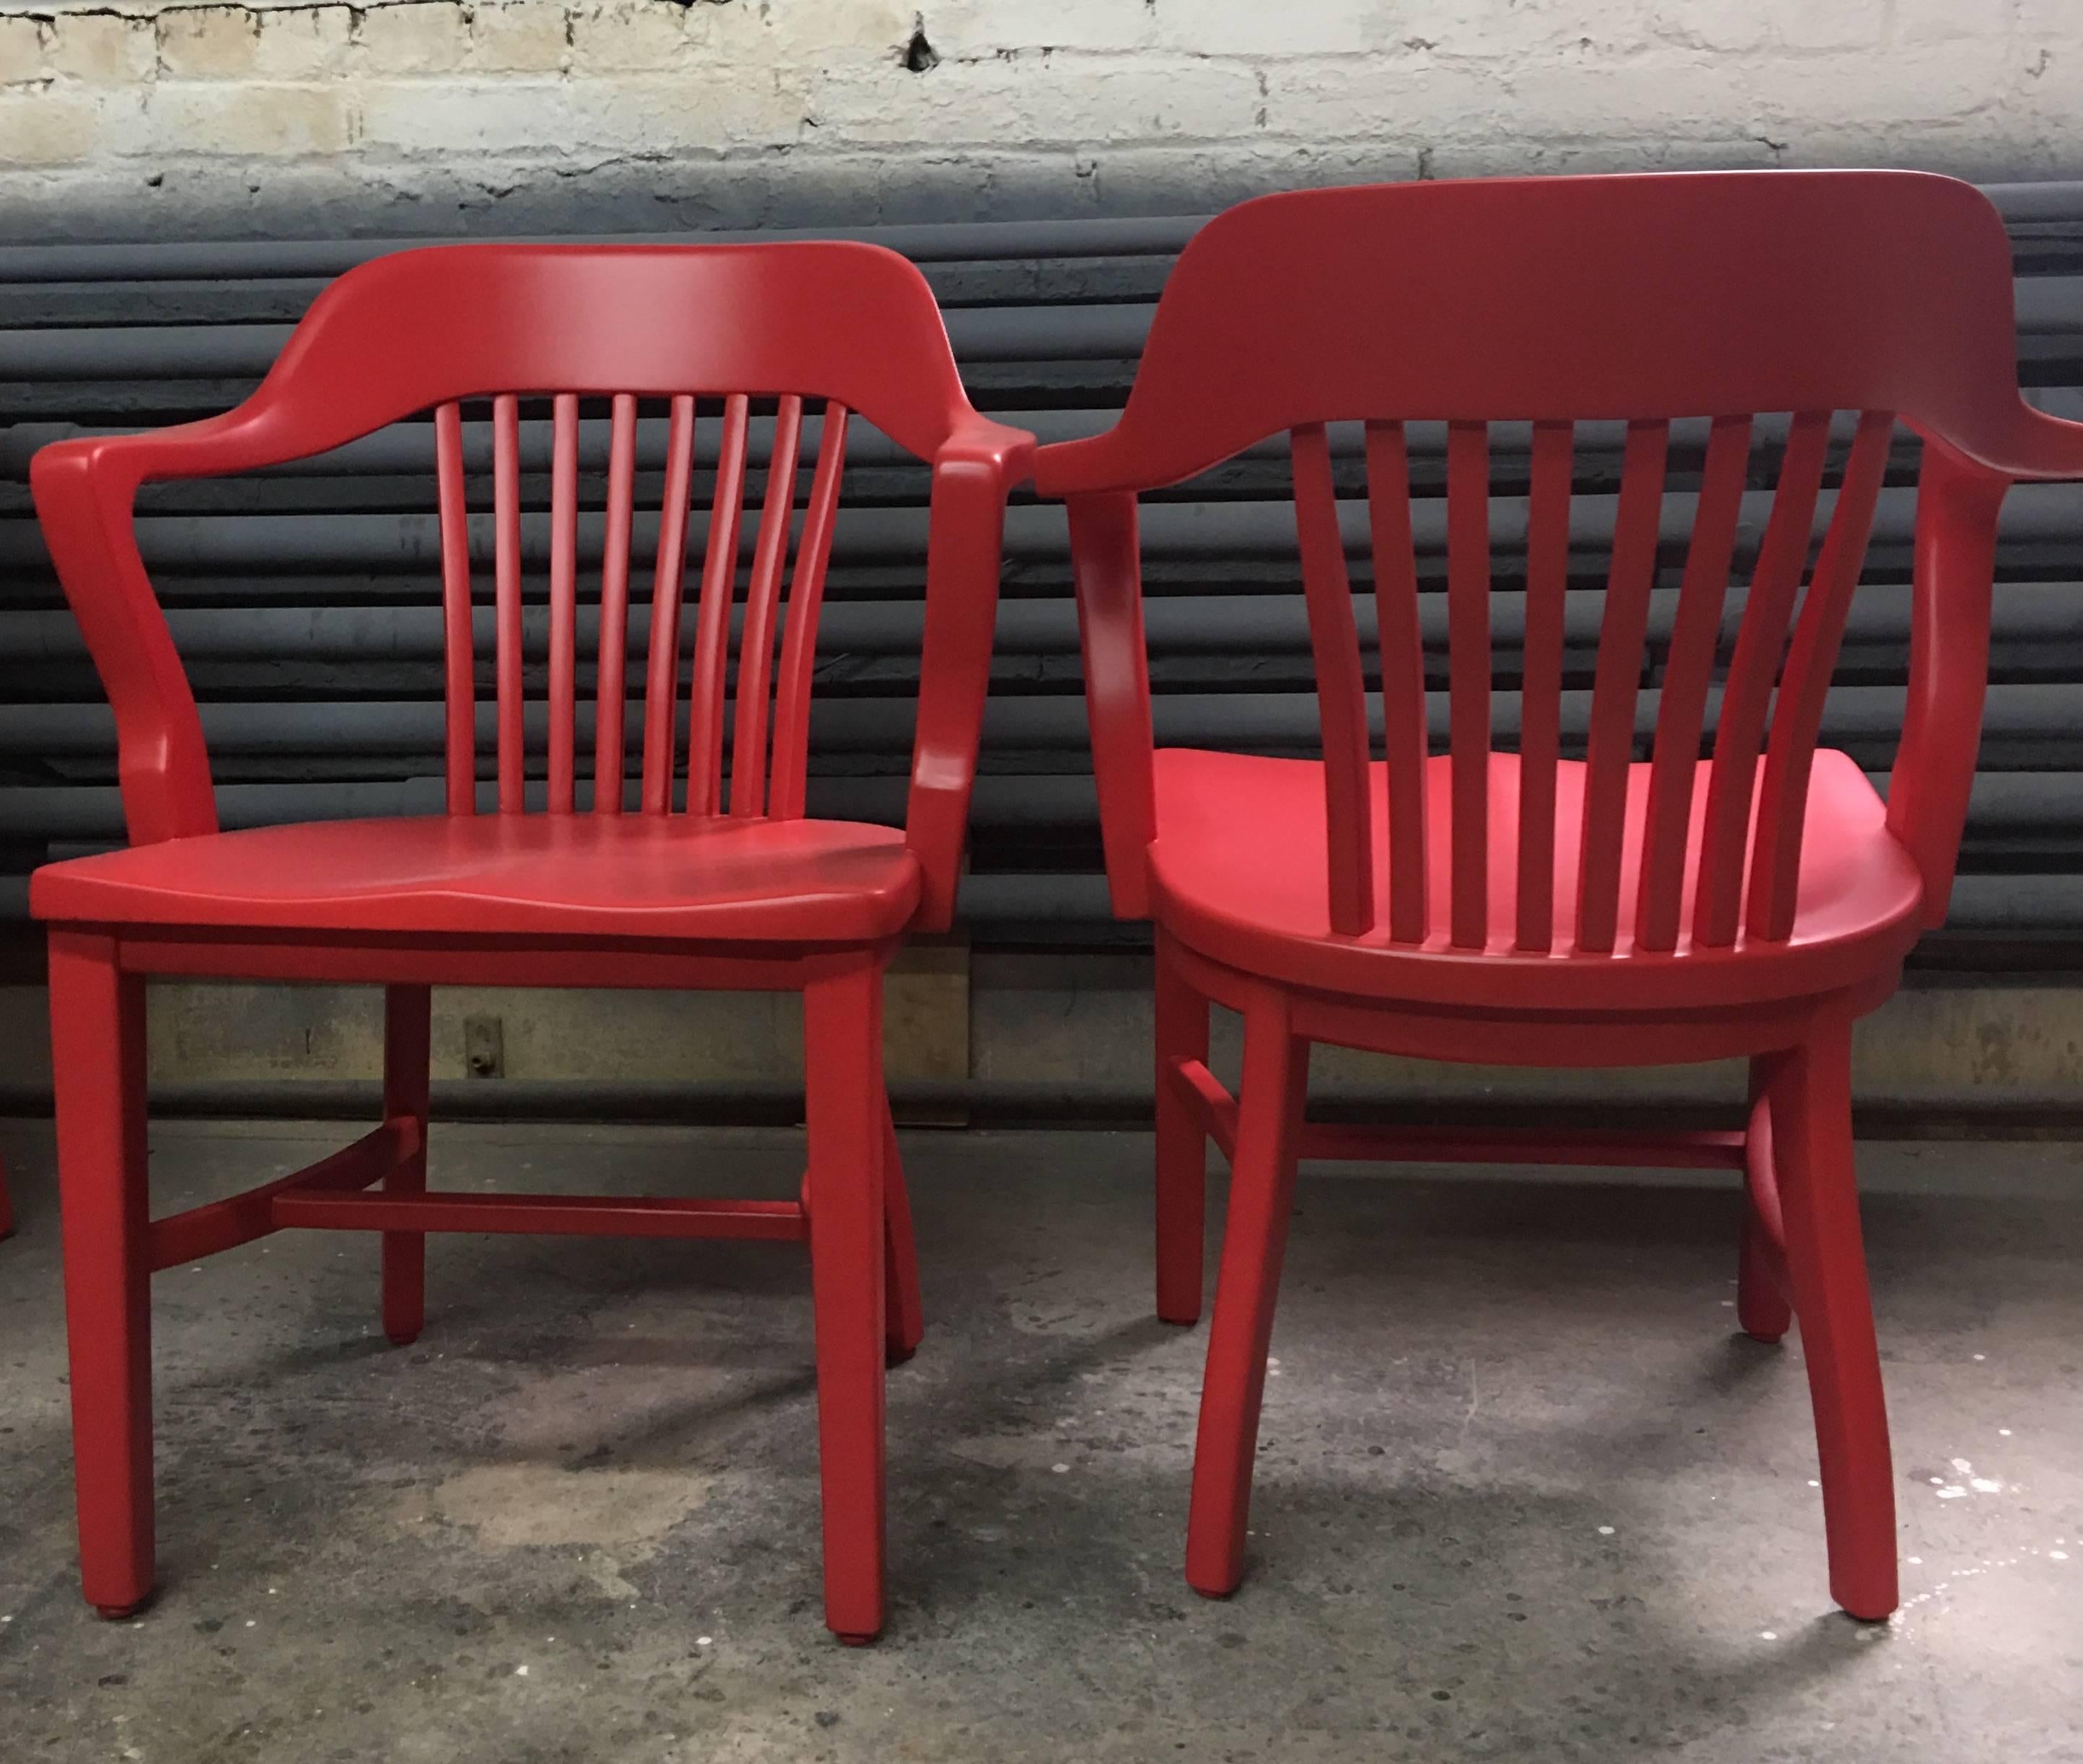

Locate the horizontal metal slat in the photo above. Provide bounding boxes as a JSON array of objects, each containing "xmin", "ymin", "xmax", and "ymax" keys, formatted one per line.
[
  {"xmin": 4, "ymin": 480, "xmax": 2074, "ymax": 578},
  {"xmin": 14, "ymin": 769, "xmax": 2083, "ymax": 847},
  {"xmin": 6, "ymin": 578, "xmax": 2077, "ymax": 674},
  {"xmin": 0, "ymin": 300, "xmax": 1161, "ymax": 383},
  {"xmin": 0, "ymin": 216, "xmax": 1210, "ymax": 287},
  {"xmin": 0, "ymin": 409, "xmax": 1872, "ymax": 485},
  {"xmin": 4, "ymin": 681, "xmax": 2074, "ymax": 760}
]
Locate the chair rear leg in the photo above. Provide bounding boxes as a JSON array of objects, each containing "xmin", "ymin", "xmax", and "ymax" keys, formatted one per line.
[
  {"xmin": 1771, "ymin": 1018, "xmax": 1898, "ymax": 1620},
  {"xmin": 0, "ymin": 1152, "xmax": 14, "ymax": 1240},
  {"xmin": 881, "ymin": 1095, "xmax": 925, "ymax": 1365},
  {"xmin": 1154, "ymin": 934, "xmax": 1212, "ymax": 1325},
  {"xmin": 382, "ymin": 984, "xmax": 431, "ymax": 1347},
  {"xmin": 803, "ymin": 961, "xmax": 890, "ymax": 1644},
  {"xmin": 49, "ymin": 930, "xmax": 154, "ymax": 1618},
  {"xmin": 1184, "ymin": 993, "xmax": 1309, "ymax": 1597},
  {"xmin": 1738, "ymin": 1057, "xmax": 1793, "ymax": 1343}
]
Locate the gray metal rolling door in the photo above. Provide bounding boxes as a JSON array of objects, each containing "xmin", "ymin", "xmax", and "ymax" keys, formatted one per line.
[{"xmin": 1, "ymin": 188, "xmax": 2079, "ymax": 948}]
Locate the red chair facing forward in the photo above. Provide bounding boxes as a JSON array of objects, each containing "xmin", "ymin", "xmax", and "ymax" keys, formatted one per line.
[
  {"xmin": 31, "ymin": 243, "xmax": 1031, "ymax": 1643},
  {"xmin": 1036, "ymin": 171, "xmax": 2083, "ymax": 1620}
]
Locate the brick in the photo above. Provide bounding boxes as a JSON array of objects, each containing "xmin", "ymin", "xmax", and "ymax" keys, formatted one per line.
[
  {"xmin": 254, "ymin": 7, "xmax": 356, "ymax": 80},
  {"xmin": 1501, "ymin": 53, "xmax": 1758, "ymax": 148},
  {"xmin": 157, "ymin": 6, "xmax": 264, "ymax": 80},
  {"xmin": 1759, "ymin": 0, "xmax": 1891, "ymax": 54},
  {"xmin": 1891, "ymin": 0, "xmax": 2018, "ymax": 48},
  {"xmin": 0, "ymin": 92, "xmax": 97, "ymax": 165},
  {"xmin": 860, "ymin": 0, "xmax": 1095, "ymax": 61},
  {"xmin": 566, "ymin": 2, "xmax": 695, "ymax": 74},
  {"xmin": 144, "ymin": 84, "xmax": 352, "ymax": 156},
  {"xmin": 46, "ymin": 15, "xmax": 154, "ymax": 84},
  {"xmin": 0, "ymin": 17, "xmax": 45, "ymax": 87},
  {"xmin": 472, "ymin": 4, "xmax": 569, "ymax": 74},
  {"xmin": 358, "ymin": 79, "xmax": 571, "ymax": 152},
  {"xmin": 1753, "ymin": 40, "xmax": 2017, "ymax": 132},
  {"xmin": 1149, "ymin": 0, "xmax": 1375, "ymax": 58},
  {"xmin": 1256, "ymin": 57, "xmax": 1509, "ymax": 144},
  {"xmin": 563, "ymin": 70, "xmax": 816, "ymax": 149},
  {"xmin": 357, "ymin": 1, "xmax": 472, "ymax": 76},
  {"xmin": 812, "ymin": 54, "xmax": 1261, "ymax": 148}
]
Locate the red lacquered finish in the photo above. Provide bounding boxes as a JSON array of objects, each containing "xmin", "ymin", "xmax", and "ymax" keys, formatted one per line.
[
  {"xmin": 1036, "ymin": 171, "xmax": 2083, "ymax": 1620},
  {"xmin": 30, "ymin": 242, "xmax": 1032, "ymax": 1641}
]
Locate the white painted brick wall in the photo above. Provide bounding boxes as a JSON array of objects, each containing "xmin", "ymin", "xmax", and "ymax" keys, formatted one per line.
[{"xmin": 0, "ymin": 0, "xmax": 2074, "ymax": 237}]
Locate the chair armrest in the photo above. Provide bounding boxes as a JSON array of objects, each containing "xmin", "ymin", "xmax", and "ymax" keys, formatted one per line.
[
  {"xmin": 1884, "ymin": 440, "xmax": 2022, "ymax": 929},
  {"xmin": 1890, "ymin": 408, "xmax": 2083, "ymax": 927},
  {"xmin": 27, "ymin": 428, "xmax": 257, "ymax": 846},
  {"xmin": 32, "ymin": 400, "xmax": 350, "ymax": 847},
  {"xmin": 905, "ymin": 418, "xmax": 1036, "ymax": 932}
]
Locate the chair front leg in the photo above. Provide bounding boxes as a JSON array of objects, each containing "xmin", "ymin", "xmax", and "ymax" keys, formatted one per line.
[
  {"xmin": 382, "ymin": 984, "xmax": 431, "ymax": 1346},
  {"xmin": 1738, "ymin": 1055, "xmax": 1793, "ymax": 1343},
  {"xmin": 1184, "ymin": 989, "xmax": 1309, "ymax": 1597},
  {"xmin": 49, "ymin": 929, "xmax": 154, "ymax": 1618},
  {"xmin": 803, "ymin": 961, "xmax": 890, "ymax": 1644},
  {"xmin": 881, "ymin": 1095, "xmax": 925, "ymax": 1365},
  {"xmin": 1154, "ymin": 932, "xmax": 1212, "ymax": 1325},
  {"xmin": 1771, "ymin": 1016, "xmax": 1898, "ymax": 1620}
]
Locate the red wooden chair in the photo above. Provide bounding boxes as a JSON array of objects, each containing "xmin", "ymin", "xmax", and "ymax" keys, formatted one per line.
[
  {"xmin": 30, "ymin": 242, "xmax": 1031, "ymax": 1644},
  {"xmin": 1036, "ymin": 171, "xmax": 2083, "ymax": 1620}
]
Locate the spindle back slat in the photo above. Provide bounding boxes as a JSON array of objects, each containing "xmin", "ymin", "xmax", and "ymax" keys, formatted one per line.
[
  {"xmin": 546, "ymin": 394, "xmax": 580, "ymax": 813},
  {"xmin": 1445, "ymin": 422, "xmax": 1492, "ymax": 950},
  {"xmin": 1574, "ymin": 420, "xmax": 1670, "ymax": 955},
  {"xmin": 491, "ymin": 394, "xmax": 525, "ymax": 813},
  {"xmin": 640, "ymin": 394, "xmax": 700, "ymax": 815},
  {"xmin": 1365, "ymin": 421, "xmax": 1429, "ymax": 944},
  {"xmin": 771, "ymin": 406, "xmax": 851, "ymax": 821},
  {"xmin": 594, "ymin": 394, "xmax": 638, "ymax": 814},
  {"xmin": 731, "ymin": 395, "xmax": 806, "ymax": 817},
  {"xmin": 1515, "ymin": 420, "xmax": 1574, "ymax": 953},
  {"xmin": 1290, "ymin": 422, "xmax": 1375, "ymax": 936},
  {"xmin": 433, "ymin": 400, "xmax": 474, "ymax": 816}
]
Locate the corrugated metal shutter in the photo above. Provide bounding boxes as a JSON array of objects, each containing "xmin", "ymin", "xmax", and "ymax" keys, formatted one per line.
[{"xmin": 1, "ymin": 190, "xmax": 2079, "ymax": 949}]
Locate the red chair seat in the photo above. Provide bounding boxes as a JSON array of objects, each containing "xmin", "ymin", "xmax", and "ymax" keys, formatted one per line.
[
  {"xmin": 1147, "ymin": 747, "xmax": 1924, "ymax": 1012},
  {"xmin": 32, "ymin": 813, "xmax": 920, "ymax": 943}
]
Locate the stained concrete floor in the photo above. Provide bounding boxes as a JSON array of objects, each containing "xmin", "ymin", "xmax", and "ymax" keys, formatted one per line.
[{"xmin": 0, "ymin": 1119, "xmax": 2078, "ymax": 1763}]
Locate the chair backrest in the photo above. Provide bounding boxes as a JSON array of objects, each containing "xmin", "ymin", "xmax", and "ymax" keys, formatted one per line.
[
  {"xmin": 32, "ymin": 244, "xmax": 1021, "ymax": 930},
  {"xmin": 242, "ymin": 244, "xmax": 977, "ymax": 823},
  {"xmin": 1039, "ymin": 171, "xmax": 2062, "ymax": 954}
]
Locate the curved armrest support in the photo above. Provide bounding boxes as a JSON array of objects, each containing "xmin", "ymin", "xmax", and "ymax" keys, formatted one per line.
[
  {"xmin": 1893, "ymin": 407, "xmax": 2083, "ymax": 927},
  {"xmin": 1065, "ymin": 491, "xmax": 1156, "ymax": 918},
  {"xmin": 906, "ymin": 418, "xmax": 1035, "ymax": 932},
  {"xmin": 1886, "ymin": 441, "xmax": 2013, "ymax": 928},
  {"xmin": 27, "ymin": 425, "xmax": 270, "ymax": 846}
]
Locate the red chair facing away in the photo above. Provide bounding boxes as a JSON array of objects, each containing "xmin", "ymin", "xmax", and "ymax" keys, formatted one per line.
[
  {"xmin": 30, "ymin": 243, "xmax": 1032, "ymax": 1643},
  {"xmin": 1035, "ymin": 171, "xmax": 2083, "ymax": 1620}
]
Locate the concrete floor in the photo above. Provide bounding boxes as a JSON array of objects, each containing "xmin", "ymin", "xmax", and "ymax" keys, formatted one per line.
[{"xmin": 0, "ymin": 1120, "xmax": 2078, "ymax": 1763}]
